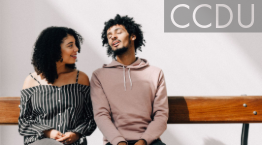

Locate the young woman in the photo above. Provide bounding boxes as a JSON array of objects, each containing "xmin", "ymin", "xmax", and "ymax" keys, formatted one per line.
[{"xmin": 18, "ymin": 27, "xmax": 96, "ymax": 145}]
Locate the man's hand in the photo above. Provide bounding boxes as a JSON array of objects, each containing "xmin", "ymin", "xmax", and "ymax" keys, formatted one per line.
[
  {"xmin": 118, "ymin": 141, "xmax": 127, "ymax": 145},
  {"xmin": 43, "ymin": 129, "xmax": 63, "ymax": 140},
  {"xmin": 56, "ymin": 132, "xmax": 80, "ymax": 144},
  {"xmin": 135, "ymin": 139, "xmax": 147, "ymax": 145}
]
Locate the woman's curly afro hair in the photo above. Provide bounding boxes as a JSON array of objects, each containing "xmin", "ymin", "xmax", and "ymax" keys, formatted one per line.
[
  {"xmin": 32, "ymin": 26, "xmax": 83, "ymax": 84},
  {"xmin": 101, "ymin": 14, "xmax": 146, "ymax": 58}
]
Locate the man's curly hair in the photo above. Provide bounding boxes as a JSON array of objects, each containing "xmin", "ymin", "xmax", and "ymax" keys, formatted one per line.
[
  {"xmin": 32, "ymin": 26, "xmax": 83, "ymax": 84},
  {"xmin": 101, "ymin": 14, "xmax": 146, "ymax": 58}
]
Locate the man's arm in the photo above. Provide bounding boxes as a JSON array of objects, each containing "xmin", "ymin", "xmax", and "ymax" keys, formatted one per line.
[
  {"xmin": 90, "ymin": 72, "xmax": 127, "ymax": 145},
  {"xmin": 140, "ymin": 70, "xmax": 169, "ymax": 145}
]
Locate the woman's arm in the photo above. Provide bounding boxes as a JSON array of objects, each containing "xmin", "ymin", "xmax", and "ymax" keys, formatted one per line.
[
  {"xmin": 70, "ymin": 71, "xmax": 97, "ymax": 136},
  {"xmin": 18, "ymin": 90, "xmax": 54, "ymax": 138},
  {"xmin": 18, "ymin": 75, "xmax": 54, "ymax": 138},
  {"xmin": 70, "ymin": 88, "xmax": 97, "ymax": 136}
]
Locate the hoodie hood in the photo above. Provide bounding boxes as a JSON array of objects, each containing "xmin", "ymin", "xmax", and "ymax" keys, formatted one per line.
[
  {"xmin": 103, "ymin": 57, "xmax": 149, "ymax": 69},
  {"xmin": 103, "ymin": 58, "xmax": 149, "ymax": 91}
]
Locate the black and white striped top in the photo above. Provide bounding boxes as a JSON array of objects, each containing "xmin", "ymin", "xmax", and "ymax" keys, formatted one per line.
[{"xmin": 18, "ymin": 70, "xmax": 97, "ymax": 145}]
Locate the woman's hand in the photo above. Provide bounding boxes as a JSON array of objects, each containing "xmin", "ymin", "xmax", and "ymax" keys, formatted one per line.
[
  {"xmin": 43, "ymin": 129, "xmax": 63, "ymax": 140},
  {"xmin": 56, "ymin": 132, "xmax": 80, "ymax": 144}
]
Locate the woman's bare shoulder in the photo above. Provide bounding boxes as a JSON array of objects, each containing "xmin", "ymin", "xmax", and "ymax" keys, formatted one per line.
[
  {"xmin": 22, "ymin": 72, "xmax": 40, "ymax": 90},
  {"xmin": 77, "ymin": 71, "xmax": 90, "ymax": 86}
]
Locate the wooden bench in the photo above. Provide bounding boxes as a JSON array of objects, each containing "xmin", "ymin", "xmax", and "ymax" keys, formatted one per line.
[{"xmin": 1, "ymin": 96, "xmax": 262, "ymax": 145}]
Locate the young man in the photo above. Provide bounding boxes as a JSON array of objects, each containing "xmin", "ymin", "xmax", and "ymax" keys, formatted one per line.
[{"xmin": 91, "ymin": 14, "xmax": 168, "ymax": 145}]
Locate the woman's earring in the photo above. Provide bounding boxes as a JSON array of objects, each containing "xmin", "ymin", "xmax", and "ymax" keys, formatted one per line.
[{"xmin": 60, "ymin": 58, "xmax": 63, "ymax": 62}]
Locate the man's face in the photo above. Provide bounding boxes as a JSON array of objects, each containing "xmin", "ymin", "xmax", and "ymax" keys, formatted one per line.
[{"xmin": 107, "ymin": 24, "xmax": 131, "ymax": 53}]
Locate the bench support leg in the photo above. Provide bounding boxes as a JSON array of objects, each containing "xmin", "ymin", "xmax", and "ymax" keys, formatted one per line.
[{"xmin": 241, "ymin": 123, "xmax": 249, "ymax": 145}]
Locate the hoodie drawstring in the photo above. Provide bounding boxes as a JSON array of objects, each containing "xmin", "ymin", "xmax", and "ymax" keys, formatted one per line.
[
  {"xmin": 128, "ymin": 68, "xmax": 132, "ymax": 90},
  {"xmin": 123, "ymin": 66, "xmax": 126, "ymax": 91},
  {"xmin": 123, "ymin": 66, "xmax": 133, "ymax": 91}
]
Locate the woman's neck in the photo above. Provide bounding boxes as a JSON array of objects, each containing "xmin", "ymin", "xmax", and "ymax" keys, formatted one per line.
[{"xmin": 56, "ymin": 63, "xmax": 74, "ymax": 75}]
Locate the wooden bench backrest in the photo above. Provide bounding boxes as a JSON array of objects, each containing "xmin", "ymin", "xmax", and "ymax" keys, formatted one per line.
[
  {"xmin": 0, "ymin": 97, "xmax": 20, "ymax": 124},
  {"xmin": 168, "ymin": 96, "xmax": 262, "ymax": 123},
  {"xmin": 1, "ymin": 96, "xmax": 262, "ymax": 124}
]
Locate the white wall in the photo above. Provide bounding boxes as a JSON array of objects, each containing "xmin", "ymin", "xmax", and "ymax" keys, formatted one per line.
[
  {"xmin": 0, "ymin": 0, "xmax": 2, "ymax": 97},
  {"xmin": 0, "ymin": 0, "xmax": 2, "ymax": 144},
  {"xmin": 1, "ymin": 0, "xmax": 262, "ymax": 145}
]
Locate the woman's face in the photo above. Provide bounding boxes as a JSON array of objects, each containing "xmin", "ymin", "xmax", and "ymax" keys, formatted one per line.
[{"xmin": 60, "ymin": 34, "xmax": 78, "ymax": 64}]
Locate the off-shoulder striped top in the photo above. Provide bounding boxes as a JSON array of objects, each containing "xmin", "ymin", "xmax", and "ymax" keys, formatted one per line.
[{"xmin": 18, "ymin": 70, "xmax": 97, "ymax": 145}]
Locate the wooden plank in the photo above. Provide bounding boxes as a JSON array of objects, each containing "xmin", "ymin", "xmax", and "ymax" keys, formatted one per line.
[
  {"xmin": 1, "ymin": 96, "xmax": 262, "ymax": 124},
  {"xmin": 0, "ymin": 97, "xmax": 20, "ymax": 124},
  {"xmin": 168, "ymin": 96, "xmax": 262, "ymax": 123}
]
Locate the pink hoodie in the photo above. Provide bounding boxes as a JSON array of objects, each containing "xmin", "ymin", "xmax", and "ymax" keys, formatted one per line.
[{"xmin": 90, "ymin": 58, "xmax": 168, "ymax": 145}]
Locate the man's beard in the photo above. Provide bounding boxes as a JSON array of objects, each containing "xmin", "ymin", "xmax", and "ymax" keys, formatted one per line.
[{"xmin": 112, "ymin": 46, "xmax": 128, "ymax": 58}]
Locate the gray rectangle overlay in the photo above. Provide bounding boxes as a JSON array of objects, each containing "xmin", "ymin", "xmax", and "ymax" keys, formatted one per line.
[{"xmin": 164, "ymin": 0, "xmax": 261, "ymax": 32}]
